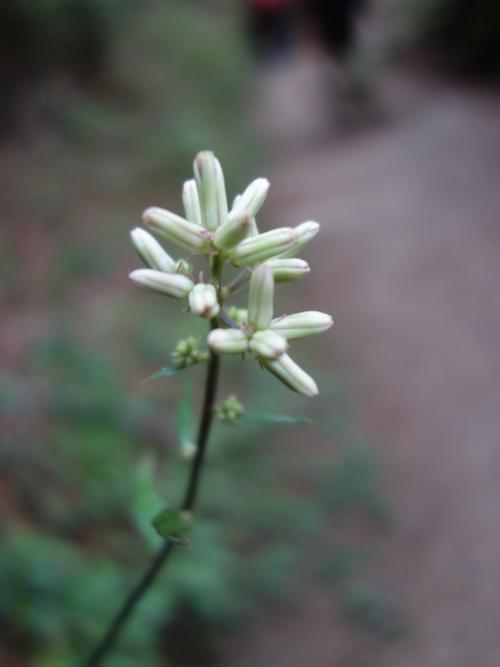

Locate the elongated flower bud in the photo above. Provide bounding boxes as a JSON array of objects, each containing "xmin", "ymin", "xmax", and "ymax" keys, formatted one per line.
[
  {"xmin": 280, "ymin": 221, "xmax": 320, "ymax": 258},
  {"xmin": 230, "ymin": 178, "xmax": 269, "ymax": 219},
  {"xmin": 143, "ymin": 207, "xmax": 208, "ymax": 253},
  {"xmin": 248, "ymin": 263, "xmax": 274, "ymax": 331},
  {"xmin": 182, "ymin": 179, "xmax": 202, "ymax": 226},
  {"xmin": 230, "ymin": 227, "xmax": 297, "ymax": 266},
  {"xmin": 264, "ymin": 353, "xmax": 318, "ymax": 397},
  {"xmin": 265, "ymin": 258, "xmax": 310, "ymax": 283},
  {"xmin": 188, "ymin": 283, "xmax": 220, "ymax": 319},
  {"xmin": 129, "ymin": 269, "xmax": 193, "ymax": 298},
  {"xmin": 214, "ymin": 212, "xmax": 252, "ymax": 250},
  {"xmin": 130, "ymin": 228, "xmax": 177, "ymax": 272},
  {"xmin": 269, "ymin": 311, "xmax": 333, "ymax": 339},
  {"xmin": 249, "ymin": 330, "xmax": 288, "ymax": 359},
  {"xmin": 207, "ymin": 329, "xmax": 249, "ymax": 355},
  {"xmin": 194, "ymin": 151, "xmax": 228, "ymax": 231}
]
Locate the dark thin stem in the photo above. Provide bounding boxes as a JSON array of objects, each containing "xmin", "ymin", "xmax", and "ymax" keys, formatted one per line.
[{"xmin": 85, "ymin": 328, "xmax": 220, "ymax": 667}]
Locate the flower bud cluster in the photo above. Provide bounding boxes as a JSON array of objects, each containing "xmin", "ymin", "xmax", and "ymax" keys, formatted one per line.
[
  {"xmin": 171, "ymin": 337, "xmax": 209, "ymax": 369},
  {"xmin": 129, "ymin": 151, "xmax": 333, "ymax": 396},
  {"xmin": 215, "ymin": 395, "xmax": 244, "ymax": 424}
]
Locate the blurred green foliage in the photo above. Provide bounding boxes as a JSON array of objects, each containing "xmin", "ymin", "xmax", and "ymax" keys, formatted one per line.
[
  {"xmin": 0, "ymin": 322, "xmax": 399, "ymax": 664},
  {"xmin": 0, "ymin": 2, "xmax": 404, "ymax": 664}
]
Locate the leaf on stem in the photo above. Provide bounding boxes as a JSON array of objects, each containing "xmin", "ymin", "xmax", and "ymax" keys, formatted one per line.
[
  {"xmin": 151, "ymin": 507, "xmax": 192, "ymax": 544},
  {"xmin": 143, "ymin": 366, "xmax": 185, "ymax": 383},
  {"xmin": 241, "ymin": 411, "xmax": 314, "ymax": 425}
]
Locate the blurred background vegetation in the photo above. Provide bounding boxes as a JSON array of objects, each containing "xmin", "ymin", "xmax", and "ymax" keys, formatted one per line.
[{"xmin": 1, "ymin": 0, "xmax": 499, "ymax": 665}]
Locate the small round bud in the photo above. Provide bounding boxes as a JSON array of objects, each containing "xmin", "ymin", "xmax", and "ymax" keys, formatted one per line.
[
  {"xmin": 189, "ymin": 283, "xmax": 220, "ymax": 319},
  {"xmin": 207, "ymin": 329, "xmax": 249, "ymax": 355},
  {"xmin": 249, "ymin": 330, "xmax": 288, "ymax": 359},
  {"xmin": 215, "ymin": 394, "xmax": 245, "ymax": 424}
]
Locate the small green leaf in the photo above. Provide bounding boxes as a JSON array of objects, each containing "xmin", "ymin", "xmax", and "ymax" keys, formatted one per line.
[
  {"xmin": 143, "ymin": 366, "xmax": 184, "ymax": 383},
  {"xmin": 242, "ymin": 411, "xmax": 313, "ymax": 425},
  {"xmin": 151, "ymin": 507, "xmax": 192, "ymax": 543}
]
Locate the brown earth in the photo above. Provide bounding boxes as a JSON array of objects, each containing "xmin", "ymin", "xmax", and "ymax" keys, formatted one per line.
[{"xmin": 228, "ymin": 60, "xmax": 500, "ymax": 667}]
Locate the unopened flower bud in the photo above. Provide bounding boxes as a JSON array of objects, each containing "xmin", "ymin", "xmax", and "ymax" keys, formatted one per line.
[
  {"xmin": 130, "ymin": 228, "xmax": 177, "ymax": 273},
  {"xmin": 264, "ymin": 353, "xmax": 319, "ymax": 397},
  {"xmin": 214, "ymin": 212, "xmax": 252, "ymax": 250},
  {"xmin": 188, "ymin": 283, "xmax": 220, "ymax": 319},
  {"xmin": 207, "ymin": 328, "xmax": 249, "ymax": 355},
  {"xmin": 270, "ymin": 311, "xmax": 333, "ymax": 339},
  {"xmin": 172, "ymin": 336, "xmax": 208, "ymax": 368},
  {"xmin": 265, "ymin": 258, "xmax": 310, "ymax": 283},
  {"xmin": 280, "ymin": 221, "xmax": 320, "ymax": 258},
  {"xmin": 227, "ymin": 306, "xmax": 248, "ymax": 326},
  {"xmin": 129, "ymin": 269, "xmax": 194, "ymax": 298},
  {"xmin": 248, "ymin": 263, "xmax": 274, "ymax": 331},
  {"xmin": 182, "ymin": 179, "xmax": 202, "ymax": 226},
  {"xmin": 230, "ymin": 227, "xmax": 297, "ymax": 266},
  {"xmin": 143, "ymin": 207, "xmax": 208, "ymax": 253},
  {"xmin": 194, "ymin": 151, "xmax": 228, "ymax": 231},
  {"xmin": 230, "ymin": 178, "xmax": 269, "ymax": 219},
  {"xmin": 180, "ymin": 442, "xmax": 197, "ymax": 461},
  {"xmin": 215, "ymin": 394, "xmax": 244, "ymax": 424},
  {"xmin": 249, "ymin": 330, "xmax": 288, "ymax": 359}
]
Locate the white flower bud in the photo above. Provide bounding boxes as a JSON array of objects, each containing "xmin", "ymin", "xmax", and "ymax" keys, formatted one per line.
[
  {"xmin": 213, "ymin": 212, "xmax": 252, "ymax": 250},
  {"xmin": 280, "ymin": 221, "xmax": 320, "ymax": 258},
  {"xmin": 269, "ymin": 311, "xmax": 333, "ymax": 339},
  {"xmin": 194, "ymin": 151, "xmax": 228, "ymax": 231},
  {"xmin": 265, "ymin": 258, "xmax": 310, "ymax": 283},
  {"xmin": 230, "ymin": 227, "xmax": 298, "ymax": 266},
  {"xmin": 207, "ymin": 328, "xmax": 249, "ymax": 355},
  {"xmin": 248, "ymin": 263, "xmax": 274, "ymax": 331},
  {"xmin": 230, "ymin": 178, "xmax": 269, "ymax": 218},
  {"xmin": 182, "ymin": 179, "xmax": 202, "ymax": 226},
  {"xmin": 143, "ymin": 207, "xmax": 208, "ymax": 253},
  {"xmin": 129, "ymin": 269, "xmax": 194, "ymax": 298},
  {"xmin": 188, "ymin": 283, "xmax": 220, "ymax": 319},
  {"xmin": 130, "ymin": 228, "xmax": 177, "ymax": 273},
  {"xmin": 249, "ymin": 330, "xmax": 288, "ymax": 359},
  {"xmin": 264, "ymin": 353, "xmax": 319, "ymax": 397}
]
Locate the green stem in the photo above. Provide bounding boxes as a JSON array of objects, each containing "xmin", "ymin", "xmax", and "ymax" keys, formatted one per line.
[{"xmin": 85, "ymin": 329, "xmax": 220, "ymax": 666}]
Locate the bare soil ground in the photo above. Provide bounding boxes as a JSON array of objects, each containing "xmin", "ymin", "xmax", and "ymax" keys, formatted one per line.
[{"xmin": 229, "ymin": 62, "xmax": 500, "ymax": 666}]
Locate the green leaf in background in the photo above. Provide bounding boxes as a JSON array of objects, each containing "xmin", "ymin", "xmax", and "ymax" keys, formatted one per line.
[
  {"xmin": 151, "ymin": 507, "xmax": 192, "ymax": 544},
  {"xmin": 177, "ymin": 381, "xmax": 195, "ymax": 454},
  {"xmin": 241, "ymin": 412, "xmax": 313, "ymax": 425},
  {"xmin": 142, "ymin": 366, "xmax": 184, "ymax": 383}
]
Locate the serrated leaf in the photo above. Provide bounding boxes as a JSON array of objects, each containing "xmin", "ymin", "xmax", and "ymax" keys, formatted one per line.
[
  {"xmin": 242, "ymin": 411, "xmax": 313, "ymax": 425},
  {"xmin": 151, "ymin": 507, "xmax": 192, "ymax": 542},
  {"xmin": 142, "ymin": 366, "xmax": 184, "ymax": 383}
]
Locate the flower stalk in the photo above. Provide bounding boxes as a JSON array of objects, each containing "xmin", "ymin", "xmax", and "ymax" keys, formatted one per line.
[{"xmin": 86, "ymin": 150, "xmax": 333, "ymax": 665}]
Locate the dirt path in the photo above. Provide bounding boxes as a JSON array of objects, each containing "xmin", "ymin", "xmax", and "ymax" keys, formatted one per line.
[{"xmin": 237, "ymin": 66, "xmax": 500, "ymax": 666}]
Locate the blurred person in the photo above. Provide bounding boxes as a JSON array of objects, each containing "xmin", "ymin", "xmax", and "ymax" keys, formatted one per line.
[
  {"xmin": 246, "ymin": 0, "xmax": 299, "ymax": 62},
  {"xmin": 303, "ymin": 0, "xmax": 376, "ymax": 129}
]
